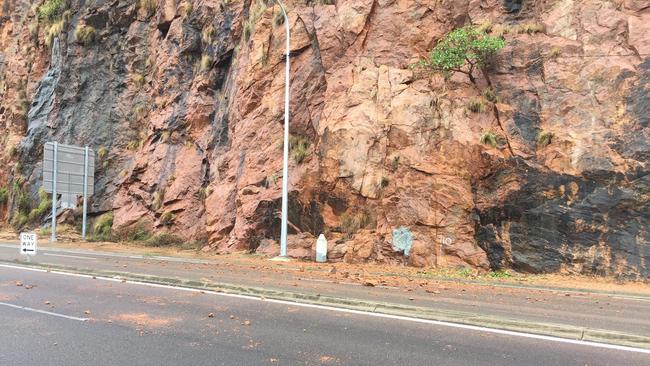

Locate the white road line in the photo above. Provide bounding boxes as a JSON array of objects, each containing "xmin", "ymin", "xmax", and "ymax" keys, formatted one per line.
[
  {"xmin": 0, "ymin": 243, "xmax": 213, "ymax": 264},
  {"xmin": 44, "ymin": 253, "xmax": 96, "ymax": 260},
  {"xmin": 1, "ymin": 263, "xmax": 649, "ymax": 355},
  {"xmin": 0, "ymin": 301, "xmax": 89, "ymax": 322}
]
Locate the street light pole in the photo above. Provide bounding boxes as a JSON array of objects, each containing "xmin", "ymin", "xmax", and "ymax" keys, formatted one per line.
[{"xmin": 277, "ymin": 0, "xmax": 290, "ymax": 258}]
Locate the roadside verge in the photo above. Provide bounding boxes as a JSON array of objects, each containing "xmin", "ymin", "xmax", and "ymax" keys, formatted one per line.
[{"xmin": 2, "ymin": 259, "xmax": 649, "ymax": 351}]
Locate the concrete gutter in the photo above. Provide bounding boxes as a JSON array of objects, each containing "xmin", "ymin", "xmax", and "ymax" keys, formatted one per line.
[{"xmin": 3, "ymin": 260, "xmax": 649, "ymax": 350}]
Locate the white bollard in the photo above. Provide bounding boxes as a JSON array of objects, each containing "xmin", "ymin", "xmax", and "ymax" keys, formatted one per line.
[{"xmin": 316, "ymin": 234, "xmax": 327, "ymax": 263}]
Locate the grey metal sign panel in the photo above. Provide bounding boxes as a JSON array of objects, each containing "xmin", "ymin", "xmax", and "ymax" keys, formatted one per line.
[{"xmin": 43, "ymin": 142, "xmax": 95, "ymax": 195}]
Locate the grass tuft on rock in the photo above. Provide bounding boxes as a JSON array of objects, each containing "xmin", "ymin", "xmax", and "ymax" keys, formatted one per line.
[
  {"xmin": 160, "ymin": 211, "xmax": 175, "ymax": 226},
  {"xmin": 202, "ymin": 25, "xmax": 215, "ymax": 44},
  {"xmin": 537, "ymin": 130, "xmax": 553, "ymax": 147},
  {"xmin": 200, "ymin": 54, "xmax": 212, "ymax": 72},
  {"xmin": 133, "ymin": 74, "xmax": 146, "ymax": 88},
  {"xmin": 482, "ymin": 88, "xmax": 498, "ymax": 103},
  {"xmin": 138, "ymin": 0, "xmax": 157, "ymax": 13},
  {"xmin": 44, "ymin": 20, "xmax": 65, "ymax": 47},
  {"xmin": 289, "ymin": 135, "xmax": 311, "ymax": 164},
  {"xmin": 517, "ymin": 22, "xmax": 544, "ymax": 35},
  {"xmin": 339, "ymin": 211, "xmax": 371, "ymax": 238},
  {"xmin": 97, "ymin": 146, "xmax": 108, "ymax": 159},
  {"xmin": 467, "ymin": 98, "xmax": 486, "ymax": 113},
  {"xmin": 75, "ymin": 24, "xmax": 96, "ymax": 45},
  {"xmin": 479, "ymin": 130, "xmax": 499, "ymax": 148},
  {"xmin": 152, "ymin": 188, "xmax": 165, "ymax": 210}
]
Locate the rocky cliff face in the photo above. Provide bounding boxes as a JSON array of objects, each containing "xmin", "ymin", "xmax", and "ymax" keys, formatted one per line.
[{"xmin": 0, "ymin": 0, "xmax": 648, "ymax": 278}]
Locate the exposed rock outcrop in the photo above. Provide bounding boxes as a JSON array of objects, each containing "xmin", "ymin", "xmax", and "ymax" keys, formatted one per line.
[{"xmin": 0, "ymin": 0, "xmax": 647, "ymax": 278}]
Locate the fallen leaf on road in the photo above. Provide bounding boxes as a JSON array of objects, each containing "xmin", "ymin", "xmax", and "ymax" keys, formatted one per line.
[{"xmin": 319, "ymin": 355, "xmax": 337, "ymax": 363}]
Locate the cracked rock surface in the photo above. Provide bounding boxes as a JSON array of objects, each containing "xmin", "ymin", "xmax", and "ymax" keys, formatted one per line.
[{"xmin": 0, "ymin": 0, "xmax": 648, "ymax": 277}]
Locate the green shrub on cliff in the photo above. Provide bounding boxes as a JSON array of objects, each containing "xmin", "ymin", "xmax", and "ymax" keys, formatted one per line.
[
  {"xmin": 10, "ymin": 213, "xmax": 28, "ymax": 230},
  {"xmin": 37, "ymin": 0, "xmax": 66, "ymax": 22},
  {"xmin": 27, "ymin": 189, "xmax": 52, "ymax": 222},
  {"xmin": 417, "ymin": 25, "xmax": 505, "ymax": 84}
]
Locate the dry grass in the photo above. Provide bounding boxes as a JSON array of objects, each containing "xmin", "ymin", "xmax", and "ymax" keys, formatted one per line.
[
  {"xmin": 75, "ymin": 24, "xmax": 96, "ymax": 45},
  {"xmin": 467, "ymin": 98, "xmax": 486, "ymax": 113},
  {"xmin": 537, "ymin": 131, "xmax": 553, "ymax": 147},
  {"xmin": 479, "ymin": 130, "xmax": 499, "ymax": 148}
]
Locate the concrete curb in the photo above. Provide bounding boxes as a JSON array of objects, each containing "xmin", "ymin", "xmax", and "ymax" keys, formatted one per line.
[{"xmin": 4, "ymin": 260, "xmax": 649, "ymax": 350}]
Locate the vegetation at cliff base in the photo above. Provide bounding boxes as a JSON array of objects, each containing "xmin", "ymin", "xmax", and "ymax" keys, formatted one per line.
[
  {"xmin": 417, "ymin": 25, "xmax": 505, "ymax": 83},
  {"xmin": 27, "ymin": 189, "xmax": 52, "ymax": 223},
  {"xmin": 91, "ymin": 212, "xmax": 114, "ymax": 241}
]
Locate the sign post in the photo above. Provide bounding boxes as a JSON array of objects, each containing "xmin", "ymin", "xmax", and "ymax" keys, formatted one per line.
[
  {"xmin": 43, "ymin": 142, "xmax": 95, "ymax": 242},
  {"xmin": 20, "ymin": 232, "xmax": 37, "ymax": 256},
  {"xmin": 51, "ymin": 142, "xmax": 58, "ymax": 242},
  {"xmin": 82, "ymin": 146, "xmax": 89, "ymax": 240}
]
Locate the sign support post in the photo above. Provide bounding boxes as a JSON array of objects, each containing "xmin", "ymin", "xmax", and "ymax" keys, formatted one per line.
[
  {"xmin": 51, "ymin": 142, "xmax": 58, "ymax": 243},
  {"xmin": 82, "ymin": 146, "xmax": 89, "ymax": 240}
]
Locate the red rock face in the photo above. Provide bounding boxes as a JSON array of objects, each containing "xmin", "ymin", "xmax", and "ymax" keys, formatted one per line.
[{"xmin": 0, "ymin": 0, "xmax": 648, "ymax": 277}]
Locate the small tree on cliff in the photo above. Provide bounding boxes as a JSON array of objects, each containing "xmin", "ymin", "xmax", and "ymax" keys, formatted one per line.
[{"xmin": 418, "ymin": 25, "xmax": 505, "ymax": 84}]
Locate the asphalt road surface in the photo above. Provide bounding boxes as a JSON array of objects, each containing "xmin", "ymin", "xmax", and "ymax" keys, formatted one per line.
[
  {"xmin": 1, "ymin": 243, "xmax": 648, "ymax": 337},
  {"xmin": 1, "ymin": 265, "xmax": 648, "ymax": 366}
]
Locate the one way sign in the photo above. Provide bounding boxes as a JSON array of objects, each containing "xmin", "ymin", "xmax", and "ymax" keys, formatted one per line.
[{"xmin": 20, "ymin": 232, "xmax": 37, "ymax": 255}]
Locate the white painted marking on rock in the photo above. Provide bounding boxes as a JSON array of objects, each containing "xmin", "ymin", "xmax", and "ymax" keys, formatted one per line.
[
  {"xmin": 0, "ymin": 301, "xmax": 88, "ymax": 322},
  {"xmin": 1, "ymin": 263, "xmax": 649, "ymax": 355}
]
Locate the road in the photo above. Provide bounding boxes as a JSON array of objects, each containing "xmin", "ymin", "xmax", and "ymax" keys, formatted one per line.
[
  {"xmin": 1, "ymin": 243, "xmax": 649, "ymax": 337},
  {"xmin": 1, "ymin": 265, "xmax": 648, "ymax": 365}
]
